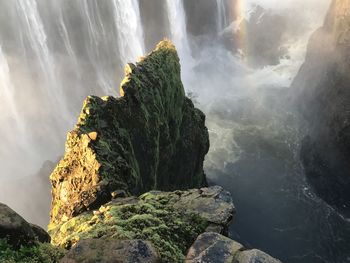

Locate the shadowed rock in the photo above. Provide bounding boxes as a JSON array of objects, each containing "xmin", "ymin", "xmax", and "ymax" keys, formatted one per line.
[{"xmin": 0, "ymin": 203, "xmax": 50, "ymax": 248}]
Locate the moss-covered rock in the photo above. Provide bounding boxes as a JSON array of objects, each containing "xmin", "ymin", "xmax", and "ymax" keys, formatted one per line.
[
  {"xmin": 50, "ymin": 40, "xmax": 209, "ymax": 227},
  {"xmin": 49, "ymin": 186, "xmax": 234, "ymax": 263}
]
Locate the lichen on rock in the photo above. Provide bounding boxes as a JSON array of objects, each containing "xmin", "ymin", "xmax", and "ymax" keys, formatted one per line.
[{"xmin": 50, "ymin": 40, "xmax": 209, "ymax": 228}]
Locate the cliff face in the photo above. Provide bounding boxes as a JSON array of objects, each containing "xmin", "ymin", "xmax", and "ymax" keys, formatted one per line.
[
  {"xmin": 50, "ymin": 41, "xmax": 209, "ymax": 228},
  {"xmin": 292, "ymin": 0, "xmax": 350, "ymax": 216}
]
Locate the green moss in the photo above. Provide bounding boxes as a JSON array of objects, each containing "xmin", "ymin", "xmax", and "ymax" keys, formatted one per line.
[
  {"xmin": 50, "ymin": 194, "xmax": 208, "ymax": 263},
  {"xmin": 0, "ymin": 239, "xmax": 65, "ymax": 263}
]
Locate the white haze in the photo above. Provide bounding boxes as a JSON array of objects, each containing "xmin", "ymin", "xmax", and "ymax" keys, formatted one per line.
[{"xmin": 0, "ymin": 0, "xmax": 330, "ymax": 228}]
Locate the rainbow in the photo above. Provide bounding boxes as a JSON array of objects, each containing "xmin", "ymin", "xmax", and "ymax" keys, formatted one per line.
[{"xmin": 229, "ymin": 0, "xmax": 251, "ymax": 66}]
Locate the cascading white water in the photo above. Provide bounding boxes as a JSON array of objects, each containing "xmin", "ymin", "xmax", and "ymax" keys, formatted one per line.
[
  {"xmin": 52, "ymin": 1, "xmax": 80, "ymax": 78},
  {"xmin": 112, "ymin": 0, "xmax": 145, "ymax": 67},
  {"xmin": 216, "ymin": 0, "xmax": 228, "ymax": 32},
  {"xmin": 0, "ymin": 45, "xmax": 21, "ymax": 128},
  {"xmin": 165, "ymin": 0, "xmax": 194, "ymax": 84},
  {"xmin": 79, "ymin": 0, "xmax": 115, "ymax": 94},
  {"xmin": 16, "ymin": 0, "xmax": 69, "ymax": 119},
  {"xmin": 165, "ymin": 0, "xmax": 189, "ymax": 54}
]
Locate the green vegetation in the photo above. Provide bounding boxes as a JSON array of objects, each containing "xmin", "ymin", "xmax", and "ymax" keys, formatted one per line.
[
  {"xmin": 50, "ymin": 193, "xmax": 209, "ymax": 263},
  {"xmin": 0, "ymin": 239, "xmax": 65, "ymax": 263}
]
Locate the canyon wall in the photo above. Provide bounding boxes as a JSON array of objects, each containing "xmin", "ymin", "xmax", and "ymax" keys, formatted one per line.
[{"xmin": 292, "ymin": 0, "xmax": 350, "ymax": 216}]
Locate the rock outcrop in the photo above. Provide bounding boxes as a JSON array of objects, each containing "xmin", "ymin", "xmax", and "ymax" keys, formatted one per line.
[
  {"xmin": 49, "ymin": 186, "xmax": 234, "ymax": 263},
  {"xmin": 43, "ymin": 40, "xmax": 282, "ymax": 263},
  {"xmin": 50, "ymin": 40, "xmax": 209, "ymax": 228},
  {"xmin": 291, "ymin": 0, "xmax": 350, "ymax": 216},
  {"xmin": 185, "ymin": 232, "xmax": 282, "ymax": 263}
]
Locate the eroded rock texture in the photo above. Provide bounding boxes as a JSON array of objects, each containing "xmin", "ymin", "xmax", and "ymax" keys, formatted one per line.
[
  {"xmin": 50, "ymin": 40, "xmax": 209, "ymax": 228},
  {"xmin": 292, "ymin": 0, "xmax": 350, "ymax": 216}
]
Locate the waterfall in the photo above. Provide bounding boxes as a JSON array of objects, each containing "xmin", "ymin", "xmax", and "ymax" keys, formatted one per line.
[
  {"xmin": 16, "ymin": 0, "xmax": 69, "ymax": 119},
  {"xmin": 216, "ymin": 0, "xmax": 228, "ymax": 32},
  {"xmin": 79, "ymin": 0, "xmax": 116, "ymax": 94},
  {"xmin": 165, "ymin": 0, "xmax": 193, "ymax": 84},
  {"xmin": 0, "ymin": 1, "xmax": 147, "ymax": 224},
  {"xmin": 112, "ymin": 0, "xmax": 145, "ymax": 66},
  {"xmin": 52, "ymin": 1, "xmax": 80, "ymax": 78},
  {"xmin": 0, "ymin": 46, "xmax": 20, "ymax": 126},
  {"xmin": 165, "ymin": 0, "xmax": 191, "ymax": 58}
]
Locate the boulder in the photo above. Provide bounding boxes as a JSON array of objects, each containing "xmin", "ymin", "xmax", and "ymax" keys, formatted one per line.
[
  {"xmin": 49, "ymin": 186, "xmax": 235, "ymax": 263},
  {"xmin": 0, "ymin": 203, "xmax": 36, "ymax": 248},
  {"xmin": 236, "ymin": 249, "xmax": 282, "ymax": 263},
  {"xmin": 29, "ymin": 223, "xmax": 51, "ymax": 243},
  {"xmin": 185, "ymin": 232, "xmax": 282, "ymax": 263},
  {"xmin": 60, "ymin": 239, "xmax": 160, "ymax": 263},
  {"xmin": 50, "ymin": 40, "xmax": 209, "ymax": 228},
  {"xmin": 0, "ymin": 203, "xmax": 50, "ymax": 248},
  {"xmin": 185, "ymin": 232, "xmax": 243, "ymax": 263}
]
